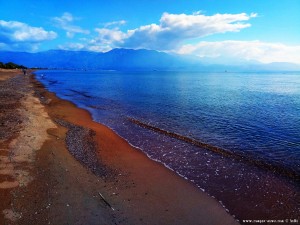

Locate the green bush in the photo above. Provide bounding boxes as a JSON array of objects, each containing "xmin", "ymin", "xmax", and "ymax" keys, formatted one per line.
[{"xmin": 0, "ymin": 62, "xmax": 27, "ymax": 69}]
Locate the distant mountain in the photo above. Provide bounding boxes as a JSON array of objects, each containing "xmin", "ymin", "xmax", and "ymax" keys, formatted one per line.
[
  {"xmin": 0, "ymin": 48, "xmax": 198, "ymax": 71},
  {"xmin": 0, "ymin": 48, "xmax": 299, "ymax": 71}
]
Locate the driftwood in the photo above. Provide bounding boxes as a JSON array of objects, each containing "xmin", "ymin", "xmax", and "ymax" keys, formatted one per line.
[{"xmin": 98, "ymin": 192, "xmax": 115, "ymax": 211}]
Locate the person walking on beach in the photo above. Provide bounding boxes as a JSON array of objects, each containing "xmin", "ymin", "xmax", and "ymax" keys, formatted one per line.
[{"xmin": 22, "ymin": 68, "xmax": 27, "ymax": 75}]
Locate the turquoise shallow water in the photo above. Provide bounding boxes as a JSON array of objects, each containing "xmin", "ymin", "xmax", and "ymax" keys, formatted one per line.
[{"xmin": 36, "ymin": 70, "xmax": 300, "ymax": 221}]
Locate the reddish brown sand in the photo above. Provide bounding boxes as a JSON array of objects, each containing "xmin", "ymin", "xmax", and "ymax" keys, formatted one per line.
[
  {"xmin": 0, "ymin": 70, "xmax": 238, "ymax": 225},
  {"xmin": 0, "ymin": 69, "xmax": 22, "ymax": 81}
]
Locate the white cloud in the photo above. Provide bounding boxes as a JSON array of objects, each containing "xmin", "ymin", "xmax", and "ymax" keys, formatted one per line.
[
  {"xmin": 0, "ymin": 20, "xmax": 57, "ymax": 51},
  {"xmin": 53, "ymin": 12, "xmax": 90, "ymax": 38},
  {"xmin": 58, "ymin": 41, "xmax": 112, "ymax": 52},
  {"xmin": 103, "ymin": 20, "xmax": 126, "ymax": 28},
  {"xmin": 120, "ymin": 12, "xmax": 257, "ymax": 50},
  {"xmin": 77, "ymin": 12, "xmax": 256, "ymax": 52},
  {"xmin": 94, "ymin": 28, "xmax": 126, "ymax": 45},
  {"xmin": 0, "ymin": 20, "xmax": 57, "ymax": 42},
  {"xmin": 58, "ymin": 42, "xmax": 85, "ymax": 51},
  {"xmin": 62, "ymin": 27, "xmax": 127, "ymax": 52},
  {"xmin": 177, "ymin": 40, "xmax": 300, "ymax": 64}
]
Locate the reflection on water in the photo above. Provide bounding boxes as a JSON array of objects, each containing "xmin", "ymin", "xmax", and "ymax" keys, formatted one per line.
[{"xmin": 36, "ymin": 70, "xmax": 300, "ymax": 221}]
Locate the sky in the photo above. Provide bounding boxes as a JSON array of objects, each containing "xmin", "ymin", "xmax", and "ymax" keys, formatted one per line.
[{"xmin": 0, "ymin": 0, "xmax": 300, "ymax": 64}]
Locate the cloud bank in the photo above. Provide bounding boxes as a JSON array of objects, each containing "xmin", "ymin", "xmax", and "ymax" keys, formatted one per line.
[
  {"xmin": 54, "ymin": 11, "xmax": 300, "ymax": 65},
  {"xmin": 82, "ymin": 12, "xmax": 256, "ymax": 51},
  {"xmin": 0, "ymin": 20, "xmax": 57, "ymax": 51},
  {"xmin": 63, "ymin": 11, "xmax": 257, "ymax": 53},
  {"xmin": 178, "ymin": 40, "xmax": 300, "ymax": 64},
  {"xmin": 121, "ymin": 12, "xmax": 257, "ymax": 50}
]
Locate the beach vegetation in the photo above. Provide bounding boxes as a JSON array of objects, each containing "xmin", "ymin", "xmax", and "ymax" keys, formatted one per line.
[{"xmin": 0, "ymin": 61, "xmax": 27, "ymax": 69}]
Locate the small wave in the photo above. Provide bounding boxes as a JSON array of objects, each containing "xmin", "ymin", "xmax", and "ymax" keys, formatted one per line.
[
  {"xmin": 68, "ymin": 89, "xmax": 93, "ymax": 98},
  {"xmin": 128, "ymin": 117, "xmax": 300, "ymax": 181},
  {"xmin": 87, "ymin": 105, "xmax": 108, "ymax": 110}
]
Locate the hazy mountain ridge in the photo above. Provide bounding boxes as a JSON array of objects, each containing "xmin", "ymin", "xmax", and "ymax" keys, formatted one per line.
[
  {"xmin": 0, "ymin": 49, "xmax": 190, "ymax": 70},
  {"xmin": 0, "ymin": 48, "xmax": 299, "ymax": 72}
]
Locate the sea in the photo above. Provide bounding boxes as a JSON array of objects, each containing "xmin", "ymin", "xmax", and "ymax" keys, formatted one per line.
[{"xmin": 35, "ymin": 70, "xmax": 300, "ymax": 221}]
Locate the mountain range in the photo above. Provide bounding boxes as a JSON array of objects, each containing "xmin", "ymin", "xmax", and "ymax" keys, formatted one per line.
[{"xmin": 0, "ymin": 48, "xmax": 299, "ymax": 72}]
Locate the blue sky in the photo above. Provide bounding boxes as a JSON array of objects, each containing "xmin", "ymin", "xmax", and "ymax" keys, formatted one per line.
[{"xmin": 1, "ymin": 0, "xmax": 300, "ymax": 64}]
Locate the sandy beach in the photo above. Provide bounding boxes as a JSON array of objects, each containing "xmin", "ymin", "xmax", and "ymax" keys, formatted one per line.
[{"xmin": 0, "ymin": 70, "xmax": 238, "ymax": 224}]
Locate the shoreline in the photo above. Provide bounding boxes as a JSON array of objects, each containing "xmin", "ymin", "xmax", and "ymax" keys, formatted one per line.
[
  {"xmin": 0, "ymin": 70, "xmax": 238, "ymax": 224},
  {"xmin": 31, "ymin": 73, "xmax": 239, "ymax": 224},
  {"xmin": 35, "ymin": 70, "xmax": 300, "ymax": 221}
]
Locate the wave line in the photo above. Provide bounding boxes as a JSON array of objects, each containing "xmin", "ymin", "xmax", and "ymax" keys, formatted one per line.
[{"xmin": 128, "ymin": 117, "xmax": 299, "ymax": 181}]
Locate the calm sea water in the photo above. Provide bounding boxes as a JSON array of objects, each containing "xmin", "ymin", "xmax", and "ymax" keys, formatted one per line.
[{"xmin": 36, "ymin": 70, "xmax": 300, "ymax": 221}]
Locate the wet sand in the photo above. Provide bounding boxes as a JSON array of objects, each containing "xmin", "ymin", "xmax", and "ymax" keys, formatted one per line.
[{"xmin": 0, "ymin": 70, "xmax": 238, "ymax": 225}]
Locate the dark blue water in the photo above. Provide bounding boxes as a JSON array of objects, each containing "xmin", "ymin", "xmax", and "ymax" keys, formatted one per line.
[{"xmin": 36, "ymin": 70, "xmax": 300, "ymax": 221}]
